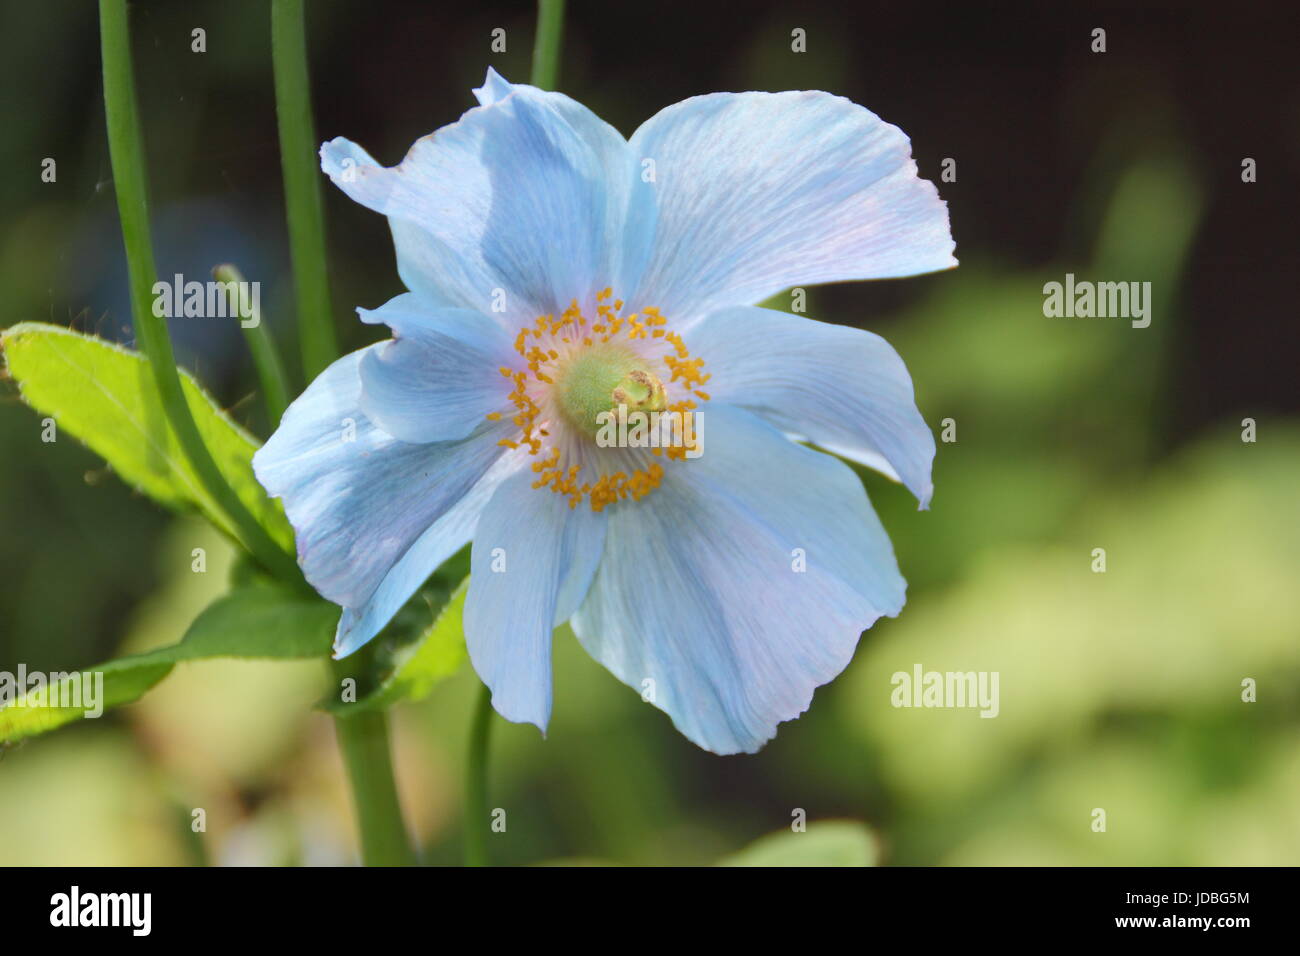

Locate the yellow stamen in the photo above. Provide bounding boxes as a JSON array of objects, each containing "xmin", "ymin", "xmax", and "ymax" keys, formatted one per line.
[{"xmin": 490, "ymin": 290, "xmax": 711, "ymax": 510}]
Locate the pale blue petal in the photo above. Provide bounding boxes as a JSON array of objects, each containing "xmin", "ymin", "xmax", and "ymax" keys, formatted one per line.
[
  {"xmin": 571, "ymin": 404, "xmax": 905, "ymax": 754},
  {"xmin": 464, "ymin": 471, "xmax": 607, "ymax": 730},
  {"xmin": 333, "ymin": 450, "xmax": 520, "ymax": 657},
  {"xmin": 626, "ymin": 91, "xmax": 957, "ymax": 325},
  {"xmin": 356, "ymin": 296, "xmax": 514, "ymax": 444},
  {"xmin": 252, "ymin": 346, "xmax": 513, "ymax": 615},
  {"xmin": 315, "ymin": 143, "xmax": 457, "ymax": 310},
  {"xmin": 356, "ymin": 292, "xmax": 511, "ymax": 352},
  {"xmin": 685, "ymin": 305, "xmax": 935, "ymax": 507},
  {"xmin": 472, "ymin": 66, "xmax": 515, "ymax": 106},
  {"xmin": 470, "ymin": 67, "xmax": 654, "ymax": 297},
  {"xmin": 320, "ymin": 71, "xmax": 649, "ymax": 319}
]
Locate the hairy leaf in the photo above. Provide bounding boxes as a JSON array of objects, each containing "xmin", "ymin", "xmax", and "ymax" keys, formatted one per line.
[{"xmin": 1, "ymin": 322, "xmax": 292, "ymax": 551}]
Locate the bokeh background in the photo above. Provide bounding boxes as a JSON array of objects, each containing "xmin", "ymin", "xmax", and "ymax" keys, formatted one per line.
[{"xmin": 2, "ymin": 0, "xmax": 1298, "ymax": 865}]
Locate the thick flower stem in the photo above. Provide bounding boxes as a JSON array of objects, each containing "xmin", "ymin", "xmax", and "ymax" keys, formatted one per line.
[
  {"xmin": 464, "ymin": 683, "xmax": 495, "ymax": 867},
  {"xmin": 271, "ymin": 0, "xmax": 339, "ymax": 382},
  {"xmin": 333, "ymin": 708, "xmax": 417, "ymax": 866},
  {"xmin": 331, "ymin": 645, "xmax": 415, "ymax": 865},
  {"xmin": 99, "ymin": 0, "xmax": 300, "ymax": 584},
  {"xmin": 530, "ymin": 0, "xmax": 566, "ymax": 90}
]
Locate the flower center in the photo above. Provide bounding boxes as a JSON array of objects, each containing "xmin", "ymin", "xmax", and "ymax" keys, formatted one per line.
[
  {"xmin": 485, "ymin": 288, "xmax": 711, "ymax": 512},
  {"xmin": 554, "ymin": 345, "xmax": 668, "ymax": 436}
]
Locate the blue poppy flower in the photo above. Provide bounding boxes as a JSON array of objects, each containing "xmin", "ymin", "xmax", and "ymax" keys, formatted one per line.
[{"xmin": 253, "ymin": 68, "xmax": 955, "ymax": 754}]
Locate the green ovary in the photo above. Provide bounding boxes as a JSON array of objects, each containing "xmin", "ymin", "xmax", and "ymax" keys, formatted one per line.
[{"xmin": 555, "ymin": 343, "xmax": 667, "ymax": 436}]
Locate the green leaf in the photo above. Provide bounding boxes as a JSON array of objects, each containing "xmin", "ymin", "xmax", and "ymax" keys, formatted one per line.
[
  {"xmin": 718, "ymin": 821, "xmax": 879, "ymax": 867},
  {"xmin": 0, "ymin": 585, "xmax": 337, "ymax": 745},
  {"xmin": 327, "ymin": 571, "xmax": 470, "ymax": 717},
  {"xmin": 0, "ymin": 322, "xmax": 293, "ymax": 552}
]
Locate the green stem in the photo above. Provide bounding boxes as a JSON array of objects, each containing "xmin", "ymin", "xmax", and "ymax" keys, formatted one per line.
[
  {"xmin": 330, "ymin": 646, "xmax": 415, "ymax": 865},
  {"xmin": 271, "ymin": 0, "xmax": 338, "ymax": 382},
  {"xmin": 99, "ymin": 0, "xmax": 300, "ymax": 583},
  {"xmin": 333, "ymin": 706, "xmax": 416, "ymax": 866},
  {"xmin": 213, "ymin": 264, "xmax": 291, "ymax": 426},
  {"xmin": 530, "ymin": 0, "xmax": 566, "ymax": 90},
  {"xmin": 464, "ymin": 683, "xmax": 495, "ymax": 867}
]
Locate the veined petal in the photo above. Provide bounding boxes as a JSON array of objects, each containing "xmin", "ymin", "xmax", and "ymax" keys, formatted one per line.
[
  {"xmin": 320, "ymin": 71, "xmax": 648, "ymax": 321},
  {"xmin": 686, "ymin": 305, "xmax": 935, "ymax": 507},
  {"xmin": 470, "ymin": 68, "xmax": 655, "ymax": 297},
  {"xmin": 357, "ymin": 295, "xmax": 515, "ymax": 444},
  {"xmin": 464, "ymin": 469, "xmax": 607, "ymax": 730},
  {"xmin": 626, "ymin": 90, "xmax": 956, "ymax": 325},
  {"xmin": 333, "ymin": 449, "xmax": 520, "ymax": 657},
  {"xmin": 252, "ymin": 346, "xmax": 513, "ymax": 615},
  {"xmin": 571, "ymin": 404, "xmax": 904, "ymax": 754}
]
